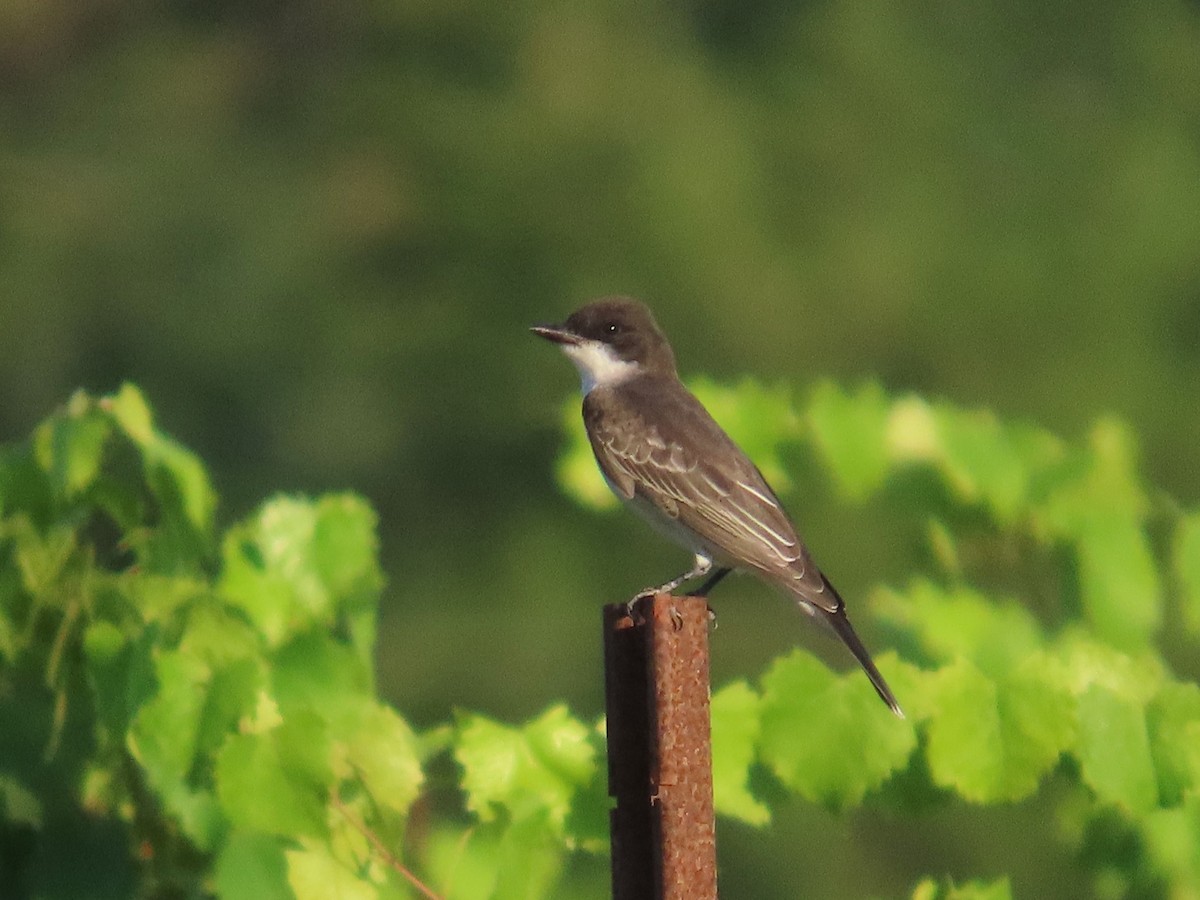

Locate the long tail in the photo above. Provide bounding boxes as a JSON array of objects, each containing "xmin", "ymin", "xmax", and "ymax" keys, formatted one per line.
[{"xmin": 821, "ymin": 606, "xmax": 904, "ymax": 717}]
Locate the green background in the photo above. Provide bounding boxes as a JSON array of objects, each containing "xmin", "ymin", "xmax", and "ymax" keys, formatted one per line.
[{"xmin": 3, "ymin": 1, "xmax": 1199, "ymax": 896}]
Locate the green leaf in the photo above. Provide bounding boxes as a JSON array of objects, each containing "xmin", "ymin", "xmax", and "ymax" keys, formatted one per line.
[
  {"xmin": 105, "ymin": 383, "xmax": 216, "ymax": 564},
  {"xmin": 426, "ymin": 820, "xmax": 565, "ymax": 900},
  {"xmin": 32, "ymin": 394, "xmax": 112, "ymax": 498},
  {"xmin": 710, "ymin": 680, "xmax": 768, "ymax": 825},
  {"xmin": 523, "ymin": 704, "xmax": 596, "ymax": 787},
  {"xmin": 251, "ymin": 496, "xmax": 327, "ymax": 612},
  {"xmin": 83, "ymin": 615, "xmax": 157, "ymax": 742},
  {"xmin": 873, "ymin": 580, "xmax": 1043, "ymax": 678},
  {"xmin": 219, "ymin": 534, "xmax": 297, "ymax": 646},
  {"xmin": 931, "ymin": 403, "xmax": 1029, "ymax": 522},
  {"xmin": 271, "ymin": 630, "xmax": 372, "ymax": 718},
  {"xmin": 1036, "ymin": 418, "xmax": 1147, "ymax": 530},
  {"xmin": 120, "ymin": 572, "xmax": 208, "ymax": 625},
  {"xmin": 0, "ymin": 773, "xmax": 43, "ymax": 829},
  {"xmin": 456, "ymin": 714, "xmax": 527, "ymax": 823},
  {"xmin": 8, "ymin": 517, "xmax": 76, "ymax": 598},
  {"xmin": 456, "ymin": 705, "xmax": 597, "ymax": 838},
  {"xmin": 888, "ymin": 395, "xmax": 1039, "ymax": 522},
  {"xmin": 311, "ymin": 494, "xmax": 384, "ymax": 607},
  {"xmin": 197, "ymin": 658, "xmax": 267, "ymax": 762},
  {"xmin": 886, "ymin": 395, "xmax": 941, "ymax": 466},
  {"xmin": 220, "ymin": 497, "xmax": 327, "ymax": 644},
  {"xmin": 1174, "ymin": 511, "xmax": 1200, "ymax": 637},
  {"xmin": 758, "ymin": 651, "xmax": 916, "ymax": 808},
  {"xmin": 490, "ymin": 815, "xmax": 567, "ymax": 900},
  {"xmin": 923, "ymin": 656, "xmax": 1075, "ymax": 803},
  {"xmin": 1146, "ymin": 681, "xmax": 1200, "ymax": 807},
  {"xmin": 1072, "ymin": 516, "xmax": 1160, "ymax": 650},
  {"xmin": 911, "ymin": 875, "xmax": 1013, "ymax": 900},
  {"xmin": 148, "ymin": 436, "xmax": 217, "ymax": 534},
  {"xmin": 215, "ymin": 832, "xmax": 292, "ymax": 900},
  {"xmin": 220, "ymin": 494, "xmax": 381, "ymax": 647},
  {"xmin": 561, "ymin": 719, "xmax": 610, "ymax": 853},
  {"xmin": 215, "ymin": 708, "xmax": 332, "ymax": 839},
  {"xmin": 1141, "ymin": 798, "xmax": 1200, "ymax": 892},
  {"xmin": 128, "ymin": 649, "xmax": 209, "ymax": 787},
  {"xmin": 129, "ymin": 599, "xmax": 266, "ymax": 772},
  {"xmin": 1051, "ymin": 634, "xmax": 1164, "ymax": 703},
  {"xmin": 1045, "ymin": 635, "xmax": 1163, "ymax": 813},
  {"xmin": 425, "ymin": 824, "xmax": 499, "ymax": 900},
  {"xmin": 286, "ymin": 838, "xmax": 379, "ymax": 900},
  {"xmin": 178, "ymin": 600, "xmax": 264, "ymax": 665},
  {"xmin": 104, "ymin": 383, "xmax": 155, "ymax": 445},
  {"xmin": 82, "ymin": 618, "xmax": 125, "ymax": 662},
  {"xmin": 127, "ymin": 648, "xmax": 226, "ymax": 848},
  {"xmin": 334, "ymin": 700, "xmax": 424, "ymax": 818},
  {"xmin": 1029, "ymin": 419, "xmax": 1159, "ymax": 647},
  {"xmin": 312, "ymin": 494, "xmax": 383, "ymax": 662},
  {"xmin": 1076, "ymin": 682, "xmax": 1158, "ymax": 813},
  {"xmin": 1006, "ymin": 421, "xmax": 1069, "ymax": 483},
  {"xmin": 807, "ymin": 380, "xmax": 891, "ymax": 501}
]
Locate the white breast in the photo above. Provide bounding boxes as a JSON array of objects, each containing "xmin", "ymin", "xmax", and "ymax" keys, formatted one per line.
[{"xmin": 561, "ymin": 340, "xmax": 640, "ymax": 395}]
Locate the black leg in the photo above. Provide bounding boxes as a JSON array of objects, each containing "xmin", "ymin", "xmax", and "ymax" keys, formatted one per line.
[{"xmin": 693, "ymin": 567, "xmax": 731, "ymax": 597}]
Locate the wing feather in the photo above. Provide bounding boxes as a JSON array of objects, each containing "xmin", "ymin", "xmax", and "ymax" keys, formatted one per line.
[{"xmin": 583, "ymin": 377, "xmax": 836, "ymax": 611}]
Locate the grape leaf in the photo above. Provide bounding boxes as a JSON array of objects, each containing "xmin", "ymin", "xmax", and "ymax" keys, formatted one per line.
[
  {"xmin": 807, "ymin": 379, "xmax": 890, "ymax": 500},
  {"xmin": 711, "ymin": 679, "xmax": 769, "ymax": 825},
  {"xmin": 456, "ymin": 705, "xmax": 596, "ymax": 838},
  {"xmin": 758, "ymin": 650, "xmax": 915, "ymax": 808}
]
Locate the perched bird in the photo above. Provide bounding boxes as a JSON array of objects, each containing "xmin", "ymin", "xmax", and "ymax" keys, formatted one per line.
[{"xmin": 532, "ymin": 296, "xmax": 902, "ymax": 717}]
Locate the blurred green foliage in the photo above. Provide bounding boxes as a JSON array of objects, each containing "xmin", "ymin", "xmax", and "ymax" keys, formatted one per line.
[
  {"xmin": 4, "ymin": 384, "xmax": 1200, "ymax": 898},
  {"xmin": 2, "ymin": 1, "xmax": 1200, "ymax": 897}
]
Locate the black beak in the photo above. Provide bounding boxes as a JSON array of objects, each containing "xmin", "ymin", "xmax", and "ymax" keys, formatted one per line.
[{"xmin": 530, "ymin": 323, "xmax": 581, "ymax": 345}]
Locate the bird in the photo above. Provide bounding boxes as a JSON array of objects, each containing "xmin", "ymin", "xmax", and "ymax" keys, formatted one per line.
[{"xmin": 531, "ymin": 296, "xmax": 902, "ymax": 717}]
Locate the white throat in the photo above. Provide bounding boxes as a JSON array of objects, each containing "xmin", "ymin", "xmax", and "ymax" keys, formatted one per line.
[{"xmin": 561, "ymin": 340, "xmax": 640, "ymax": 395}]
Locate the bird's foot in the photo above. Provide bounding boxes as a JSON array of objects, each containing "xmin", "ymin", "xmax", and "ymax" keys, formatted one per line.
[{"xmin": 624, "ymin": 588, "xmax": 657, "ymax": 622}]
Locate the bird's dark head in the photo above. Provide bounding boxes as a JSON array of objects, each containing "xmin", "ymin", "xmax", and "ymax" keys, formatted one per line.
[{"xmin": 531, "ymin": 296, "xmax": 677, "ymax": 392}]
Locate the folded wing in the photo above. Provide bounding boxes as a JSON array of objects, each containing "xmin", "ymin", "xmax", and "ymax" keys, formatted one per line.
[{"xmin": 583, "ymin": 377, "xmax": 838, "ymax": 613}]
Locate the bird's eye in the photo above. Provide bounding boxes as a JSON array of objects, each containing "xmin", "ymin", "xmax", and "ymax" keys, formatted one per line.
[{"xmin": 605, "ymin": 322, "xmax": 620, "ymax": 334}]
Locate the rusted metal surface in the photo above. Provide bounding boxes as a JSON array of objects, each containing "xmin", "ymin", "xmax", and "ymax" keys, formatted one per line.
[{"xmin": 605, "ymin": 594, "xmax": 718, "ymax": 900}]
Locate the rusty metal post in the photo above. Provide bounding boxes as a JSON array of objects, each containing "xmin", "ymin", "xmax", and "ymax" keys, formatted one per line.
[{"xmin": 604, "ymin": 594, "xmax": 718, "ymax": 900}]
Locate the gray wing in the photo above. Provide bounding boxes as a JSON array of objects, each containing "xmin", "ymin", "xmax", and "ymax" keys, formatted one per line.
[{"xmin": 583, "ymin": 377, "xmax": 838, "ymax": 612}]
